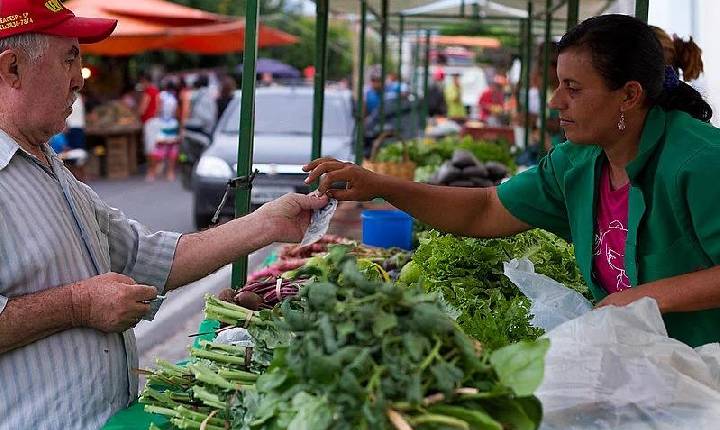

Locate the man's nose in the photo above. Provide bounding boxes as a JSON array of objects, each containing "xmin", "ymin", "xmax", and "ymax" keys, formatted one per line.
[
  {"xmin": 72, "ymin": 60, "xmax": 84, "ymax": 92},
  {"xmin": 548, "ymin": 87, "xmax": 563, "ymax": 110}
]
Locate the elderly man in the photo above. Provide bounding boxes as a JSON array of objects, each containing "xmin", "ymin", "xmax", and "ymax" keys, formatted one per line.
[{"xmin": 0, "ymin": 1, "xmax": 328, "ymax": 429}]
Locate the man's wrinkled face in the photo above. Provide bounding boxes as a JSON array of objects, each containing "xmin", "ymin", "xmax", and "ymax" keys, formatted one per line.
[{"xmin": 19, "ymin": 36, "xmax": 83, "ymax": 139}]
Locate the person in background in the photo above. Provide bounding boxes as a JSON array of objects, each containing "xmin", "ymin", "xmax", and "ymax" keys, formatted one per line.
[
  {"xmin": 119, "ymin": 83, "xmax": 138, "ymax": 111},
  {"xmin": 444, "ymin": 72, "xmax": 466, "ymax": 121},
  {"xmin": 364, "ymin": 72, "xmax": 383, "ymax": 117},
  {"xmin": 185, "ymin": 73, "xmax": 217, "ymax": 137},
  {"xmin": 147, "ymin": 80, "xmax": 179, "ymax": 181},
  {"xmin": 527, "ymin": 42, "xmax": 562, "ymax": 154},
  {"xmin": 176, "ymin": 76, "xmax": 192, "ymax": 129},
  {"xmin": 385, "ymin": 72, "xmax": 408, "ymax": 98},
  {"xmin": 49, "ymin": 125, "xmax": 89, "ymax": 180},
  {"xmin": 138, "ymin": 73, "xmax": 161, "ymax": 179},
  {"xmin": 426, "ymin": 68, "xmax": 447, "ymax": 118},
  {"xmin": 217, "ymin": 75, "xmax": 237, "ymax": 120},
  {"xmin": 652, "ymin": 26, "xmax": 704, "ymax": 82},
  {"xmin": 478, "ymin": 74, "xmax": 508, "ymax": 126},
  {"xmin": 137, "ymin": 73, "xmax": 159, "ymax": 124},
  {"xmin": 260, "ymin": 72, "xmax": 276, "ymax": 87},
  {"xmin": 66, "ymin": 94, "xmax": 85, "ymax": 149},
  {"xmin": 303, "ymin": 65, "xmax": 315, "ymax": 85}
]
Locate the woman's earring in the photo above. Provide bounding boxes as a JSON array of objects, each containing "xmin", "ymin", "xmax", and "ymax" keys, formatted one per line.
[{"xmin": 617, "ymin": 112, "xmax": 626, "ymax": 131}]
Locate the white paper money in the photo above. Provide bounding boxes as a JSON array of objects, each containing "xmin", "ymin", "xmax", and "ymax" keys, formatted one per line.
[{"xmin": 299, "ymin": 198, "xmax": 338, "ymax": 247}]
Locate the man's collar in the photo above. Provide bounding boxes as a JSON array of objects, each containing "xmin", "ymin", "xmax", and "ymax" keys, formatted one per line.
[
  {"xmin": 0, "ymin": 129, "xmax": 21, "ymax": 171},
  {"xmin": 0, "ymin": 129, "xmax": 57, "ymax": 171}
]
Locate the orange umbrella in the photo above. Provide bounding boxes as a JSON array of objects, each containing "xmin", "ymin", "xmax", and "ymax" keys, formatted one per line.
[
  {"xmin": 64, "ymin": 0, "xmax": 297, "ymax": 56},
  {"xmin": 163, "ymin": 20, "xmax": 298, "ymax": 55}
]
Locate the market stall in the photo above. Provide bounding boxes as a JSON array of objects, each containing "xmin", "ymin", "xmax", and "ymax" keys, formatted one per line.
[{"xmin": 102, "ymin": 0, "xmax": 692, "ymax": 429}]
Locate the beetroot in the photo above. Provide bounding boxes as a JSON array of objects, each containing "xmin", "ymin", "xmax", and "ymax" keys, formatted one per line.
[{"xmin": 234, "ymin": 291, "xmax": 263, "ymax": 311}]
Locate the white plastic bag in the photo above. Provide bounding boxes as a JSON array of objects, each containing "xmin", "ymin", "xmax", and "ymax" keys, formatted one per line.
[
  {"xmin": 537, "ymin": 297, "xmax": 720, "ymax": 430},
  {"xmin": 503, "ymin": 258, "xmax": 592, "ymax": 330}
]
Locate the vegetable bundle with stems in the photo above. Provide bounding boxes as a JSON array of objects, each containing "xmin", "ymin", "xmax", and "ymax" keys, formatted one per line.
[{"xmin": 234, "ymin": 249, "xmax": 549, "ymax": 430}]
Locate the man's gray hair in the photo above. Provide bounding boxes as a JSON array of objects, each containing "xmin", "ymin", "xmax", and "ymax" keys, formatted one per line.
[{"xmin": 0, "ymin": 33, "xmax": 50, "ymax": 63}]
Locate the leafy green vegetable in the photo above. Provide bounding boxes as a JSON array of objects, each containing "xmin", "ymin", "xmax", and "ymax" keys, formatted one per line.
[
  {"xmin": 375, "ymin": 136, "xmax": 517, "ymax": 174},
  {"xmin": 490, "ymin": 339, "xmax": 550, "ymax": 396},
  {"xmin": 237, "ymin": 251, "xmax": 548, "ymax": 430},
  {"xmin": 407, "ymin": 229, "xmax": 588, "ymax": 349}
]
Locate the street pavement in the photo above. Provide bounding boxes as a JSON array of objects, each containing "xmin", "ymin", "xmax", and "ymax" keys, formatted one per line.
[{"xmin": 88, "ymin": 174, "xmax": 272, "ymax": 385}]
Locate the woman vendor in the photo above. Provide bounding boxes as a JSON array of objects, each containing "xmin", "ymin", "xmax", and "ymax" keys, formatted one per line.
[{"xmin": 303, "ymin": 14, "xmax": 718, "ymax": 347}]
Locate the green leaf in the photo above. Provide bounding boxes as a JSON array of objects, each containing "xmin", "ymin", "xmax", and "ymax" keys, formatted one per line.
[
  {"xmin": 373, "ymin": 312, "xmax": 398, "ymax": 337},
  {"xmin": 287, "ymin": 392, "xmax": 333, "ymax": 430},
  {"xmin": 486, "ymin": 398, "xmax": 540, "ymax": 430},
  {"xmin": 430, "ymin": 361, "xmax": 465, "ymax": 395},
  {"xmin": 403, "ymin": 332, "xmax": 430, "ymax": 362},
  {"xmin": 489, "ymin": 339, "xmax": 550, "ymax": 396},
  {"xmin": 306, "ymin": 283, "xmax": 338, "ymax": 311},
  {"xmin": 428, "ymin": 404, "xmax": 503, "ymax": 430},
  {"xmin": 256, "ymin": 369, "xmax": 288, "ymax": 392}
]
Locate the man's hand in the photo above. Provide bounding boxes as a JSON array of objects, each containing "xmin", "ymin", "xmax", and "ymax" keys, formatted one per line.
[
  {"xmin": 303, "ymin": 158, "xmax": 383, "ymax": 201},
  {"xmin": 255, "ymin": 193, "xmax": 329, "ymax": 243},
  {"xmin": 70, "ymin": 273, "xmax": 158, "ymax": 333}
]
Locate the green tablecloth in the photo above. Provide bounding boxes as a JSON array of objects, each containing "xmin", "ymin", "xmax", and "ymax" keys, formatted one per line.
[
  {"xmin": 102, "ymin": 318, "xmax": 221, "ymax": 429},
  {"xmin": 102, "ymin": 401, "xmax": 170, "ymax": 430}
]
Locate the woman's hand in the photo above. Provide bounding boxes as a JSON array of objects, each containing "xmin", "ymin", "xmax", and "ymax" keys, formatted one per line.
[
  {"xmin": 595, "ymin": 288, "xmax": 644, "ymax": 309},
  {"xmin": 302, "ymin": 158, "xmax": 383, "ymax": 201}
]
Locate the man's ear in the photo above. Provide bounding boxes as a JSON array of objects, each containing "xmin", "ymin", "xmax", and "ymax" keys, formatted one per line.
[
  {"xmin": 0, "ymin": 50, "xmax": 21, "ymax": 88},
  {"xmin": 620, "ymin": 81, "xmax": 644, "ymax": 112}
]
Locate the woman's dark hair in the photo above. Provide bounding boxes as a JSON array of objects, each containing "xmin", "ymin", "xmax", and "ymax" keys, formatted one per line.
[{"xmin": 559, "ymin": 14, "xmax": 712, "ymax": 122}]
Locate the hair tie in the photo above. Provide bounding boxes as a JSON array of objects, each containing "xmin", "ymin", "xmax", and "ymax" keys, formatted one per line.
[{"xmin": 664, "ymin": 65, "xmax": 680, "ymax": 92}]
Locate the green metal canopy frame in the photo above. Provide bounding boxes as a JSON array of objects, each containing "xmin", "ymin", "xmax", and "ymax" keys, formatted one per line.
[{"xmin": 230, "ymin": 0, "xmax": 651, "ymax": 288}]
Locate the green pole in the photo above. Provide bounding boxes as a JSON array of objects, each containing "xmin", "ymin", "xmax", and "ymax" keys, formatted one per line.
[
  {"xmin": 539, "ymin": 0, "xmax": 551, "ymax": 154},
  {"xmin": 566, "ymin": 0, "xmax": 579, "ymax": 30},
  {"xmin": 395, "ymin": 15, "xmax": 404, "ymax": 135},
  {"xmin": 355, "ymin": 1, "xmax": 367, "ymax": 164},
  {"xmin": 311, "ymin": 0, "xmax": 329, "ymax": 165},
  {"xmin": 411, "ymin": 29, "xmax": 421, "ymax": 137},
  {"xmin": 231, "ymin": 0, "xmax": 260, "ymax": 289},
  {"xmin": 519, "ymin": 19, "xmax": 526, "ymax": 116},
  {"xmin": 379, "ymin": 0, "xmax": 388, "ymax": 133},
  {"xmin": 523, "ymin": 3, "xmax": 533, "ymax": 151},
  {"xmin": 635, "ymin": 0, "xmax": 649, "ymax": 23},
  {"xmin": 421, "ymin": 29, "xmax": 431, "ymax": 131}
]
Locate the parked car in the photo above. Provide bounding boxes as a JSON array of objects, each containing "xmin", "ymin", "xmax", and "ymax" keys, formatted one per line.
[{"xmin": 191, "ymin": 86, "xmax": 355, "ymax": 229}]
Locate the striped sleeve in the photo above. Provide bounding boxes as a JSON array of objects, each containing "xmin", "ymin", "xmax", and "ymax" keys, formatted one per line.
[{"xmin": 80, "ymin": 183, "xmax": 181, "ymax": 317}]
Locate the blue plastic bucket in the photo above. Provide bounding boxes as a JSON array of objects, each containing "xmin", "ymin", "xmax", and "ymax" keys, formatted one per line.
[{"xmin": 361, "ymin": 210, "xmax": 413, "ymax": 250}]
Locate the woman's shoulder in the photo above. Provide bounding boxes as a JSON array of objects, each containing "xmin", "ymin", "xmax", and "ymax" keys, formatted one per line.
[
  {"xmin": 665, "ymin": 110, "xmax": 720, "ymax": 148},
  {"xmin": 550, "ymin": 140, "xmax": 600, "ymax": 167},
  {"xmin": 662, "ymin": 110, "xmax": 720, "ymax": 174}
]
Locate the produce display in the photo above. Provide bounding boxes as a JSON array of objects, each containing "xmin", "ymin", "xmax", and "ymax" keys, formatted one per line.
[
  {"xmin": 373, "ymin": 136, "xmax": 516, "ymax": 184},
  {"xmin": 426, "ymin": 149, "xmax": 509, "ymax": 188},
  {"xmin": 401, "ymin": 229, "xmax": 587, "ymax": 350},
  {"xmin": 134, "ymin": 133, "xmax": 589, "ymax": 429},
  {"xmin": 140, "ymin": 247, "xmax": 549, "ymax": 430}
]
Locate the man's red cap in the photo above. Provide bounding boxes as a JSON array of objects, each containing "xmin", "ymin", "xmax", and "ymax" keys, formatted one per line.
[{"xmin": 0, "ymin": 0, "xmax": 117, "ymax": 44}]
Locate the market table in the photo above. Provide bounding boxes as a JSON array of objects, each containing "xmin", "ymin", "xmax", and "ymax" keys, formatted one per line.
[
  {"xmin": 460, "ymin": 123, "xmax": 515, "ymax": 145},
  {"xmin": 85, "ymin": 124, "xmax": 142, "ymax": 179}
]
